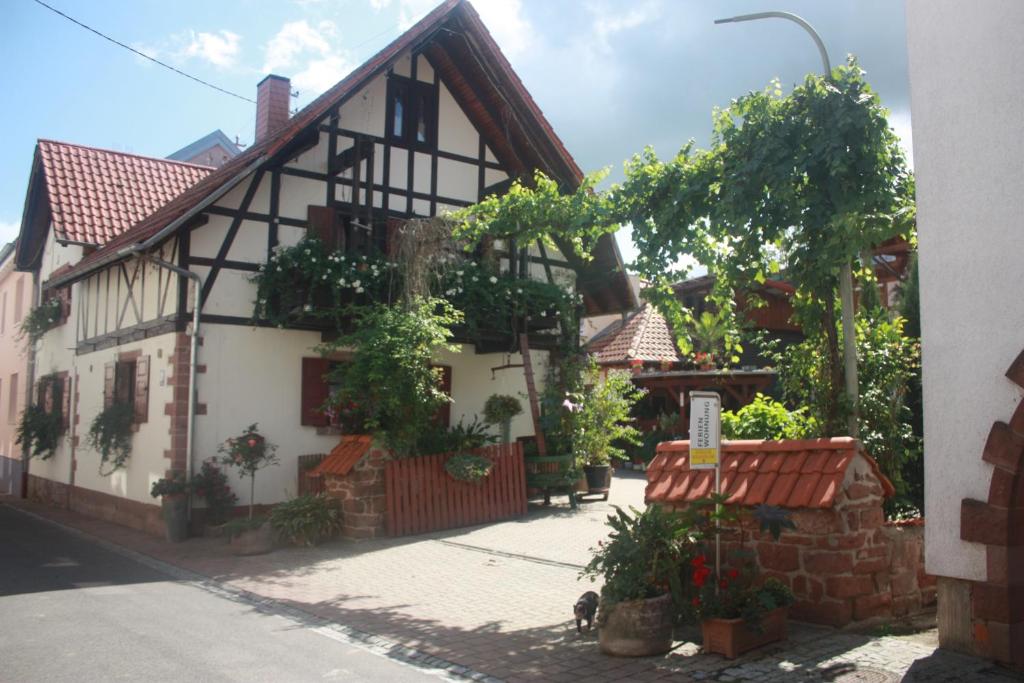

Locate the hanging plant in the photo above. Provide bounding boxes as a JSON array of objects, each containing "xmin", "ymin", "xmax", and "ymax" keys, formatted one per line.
[
  {"xmin": 19, "ymin": 298, "xmax": 62, "ymax": 346},
  {"xmin": 16, "ymin": 404, "xmax": 62, "ymax": 460},
  {"xmin": 88, "ymin": 403, "xmax": 134, "ymax": 475},
  {"xmin": 444, "ymin": 452, "xmax": 494, "ymax": 483}
]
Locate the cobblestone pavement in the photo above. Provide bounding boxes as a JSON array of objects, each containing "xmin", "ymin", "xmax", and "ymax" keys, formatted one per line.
[{"xmin": 5, "ymin": 471, "xmax": 1023, "ymax": 682}]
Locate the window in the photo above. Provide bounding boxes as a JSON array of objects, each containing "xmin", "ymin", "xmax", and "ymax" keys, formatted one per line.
[
  {"xmin": 14, "ymin": 279, "xmax": 23, "ymax": 323},
  {"xmin": 301, "ymin": 357, "xmax": 338, "ymax": 427},
  {"xmin": 386, "ymin": 75, "xmax": 437, "ymax": 149},
  {"xmin": 306, "ymin": 206, "xmax": 394, "ymax": 257},
  {"xmin": 8, "ymin": 373, "xmax": 18, "ymax": 424},
  {"xmin": 104, "ymin": 355, "xmax": 150, "ymax": 423},
  {"xmin": 36, "ymin": 374, "xmax": 69, "ymax": 432}
]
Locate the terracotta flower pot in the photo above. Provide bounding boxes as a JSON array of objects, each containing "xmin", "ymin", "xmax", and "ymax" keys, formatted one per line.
[
  {"xmin": 229, "ymin": 523, "xmax": 275, "ymax": 556},
  {"xmin": 701, "ymin": 607, "xmax": 788, "ymax": 659},
  {"xmin": 598, "ymin": 593, "xmax": 674, "ymax": 657}
]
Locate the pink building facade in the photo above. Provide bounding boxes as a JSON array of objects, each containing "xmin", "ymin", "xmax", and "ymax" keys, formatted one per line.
[{"xmin": 0, "ymin": 242, "xmax": 34, "ymax": 495}]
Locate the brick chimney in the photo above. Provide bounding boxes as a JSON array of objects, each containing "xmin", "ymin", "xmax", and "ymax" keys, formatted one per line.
[{"xmin": 255, "ymin": 74, "xmax": 291, "ymax": 143}]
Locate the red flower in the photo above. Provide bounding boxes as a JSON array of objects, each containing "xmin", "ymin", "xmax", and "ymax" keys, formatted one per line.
[
  {"xmin": 727, "ymin": 569, "xmax": 739, "ymax": 580},
  {"xmin": 691, "ymin": 597, "xmax": 701, "ymax": 607},
  {"xmin": 691, "ymin": 555, "xmax": 706, "ymax": 568},
  {"xmin": 247, "ymin": 439, "xmax": 257, "ymax": 447},
  {"xmin": 719, "ymin": 579, "xmax": 729, "ymax": 590},
  {"xmin": 692, "ymin": 566, "xmax": 711, "ymax": 587}
]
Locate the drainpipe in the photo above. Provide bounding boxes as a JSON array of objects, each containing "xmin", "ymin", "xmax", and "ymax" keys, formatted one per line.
[
  {"xmin": 117, "ymin": 247, "xmax": 203, "ymax": 518},
  {"xmin": 23, "ymin": 270, "xmax": 40, "ymax": 499}
]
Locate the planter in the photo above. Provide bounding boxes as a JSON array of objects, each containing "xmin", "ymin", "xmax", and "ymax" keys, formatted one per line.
[
  {"xmin": 701, "ymin": 607, "xmax": 788, "ymax": 659},
  {"xmin": 598, "ymin": 593, "xmax": 675, "ymax": 657},
  {"xmin": 228, "ymin": 523, "xmax": 275, "ymax": 556},
  {"xmin": 161, "ymin": 494, "xmax": 189, "ymax": 543},
  {"xmin": 583, "ymin": 464, "xmax": 611, "ymax": 499}
]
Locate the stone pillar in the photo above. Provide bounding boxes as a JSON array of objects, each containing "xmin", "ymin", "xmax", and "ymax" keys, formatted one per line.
[{"xmin": 324, "ymin": 447, "xmax": 388, "ymax": 539}]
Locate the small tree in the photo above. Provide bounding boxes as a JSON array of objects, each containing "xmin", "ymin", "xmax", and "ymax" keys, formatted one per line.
[
  {"xmin": 218, "ymin": 423, "xmax": 279, "ymax": 519},
  {"xmin": 616, "ymin": 59, "xmax": 914, "ymax": 432}
]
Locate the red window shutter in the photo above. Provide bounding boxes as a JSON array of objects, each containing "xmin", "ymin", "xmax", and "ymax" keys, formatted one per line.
[
  {"xmin": 43, "ymin": 380, "xmax": 54, "ymax": 413},
  {"xmin": 104, "ymin": 362, "xmax": 116, "ymax": 409},
  {"xmin": 301, "ymin": 357, "xmax": 332, "ymax": 427},
  {"xmin": 432, "ymin": 365, "xmax": 452, "ymax": 428},
  {"xmin": 62, "ymin": 376, "xmax": 72, "ymax": 430},
  {"xmin": 134, "ymin": 356, "xmax": 150, "ymax": 423},
  {"xmin": 307, "ymin": 205, "xmax": 338, "ymax": 248}
]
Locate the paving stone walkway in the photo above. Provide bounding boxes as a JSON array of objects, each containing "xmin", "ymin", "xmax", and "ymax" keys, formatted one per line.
[{"xmin": 4, "ymin": 471, "xmax": 1023, "ymax": 682}]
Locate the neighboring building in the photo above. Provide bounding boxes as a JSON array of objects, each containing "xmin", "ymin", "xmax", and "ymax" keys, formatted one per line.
[
  {"xmin": 0, "ymin": 242, "xmax": 34, "ymax": 495},
  {"xmin": 14, "ymin": 0, "xmax": 633, "ymax": 534},
  {"xmin": 167, "ymin": 130, "xmax": 242, "ymax": 168},
  {"xmin": 907, "ymin": 0, "xmax": 1024, "ymax": 667}
]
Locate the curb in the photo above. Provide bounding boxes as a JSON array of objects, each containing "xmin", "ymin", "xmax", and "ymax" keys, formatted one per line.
[{"xmin": 2, "ymin": 502, "xmax": 503, "ymax": 683}]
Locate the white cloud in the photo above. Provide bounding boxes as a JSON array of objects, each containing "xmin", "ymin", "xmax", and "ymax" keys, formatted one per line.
[
  {"xmin": 368, "ymin": 0, "xmax": 392, "ymax": 9},
  {"xmin": 263, "ymin": 20, "xmax": 353, "ymax": 99},
  {"xmin": 0, "ymin": 220, "xmax": 20, "ymax": 246},
  {"xmin": 391, "ymin": 0, "xmax": 531, "ymax": 58},
  {"xmin": 182, "ymin": 30, "xmax": 242, "ymax": 68},
  {"xmin": 590, "ymin": 2, "xmax": 659, "ymax": 52}
]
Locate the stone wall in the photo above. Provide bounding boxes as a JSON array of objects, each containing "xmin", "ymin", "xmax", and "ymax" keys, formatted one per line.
[
  {"xmin": 663, "ymin": 459, "xmax": 935, "ymax": 628},
  {"xmin": 323, "ymin": 446, "xmax": 388, "ymax": 540}
]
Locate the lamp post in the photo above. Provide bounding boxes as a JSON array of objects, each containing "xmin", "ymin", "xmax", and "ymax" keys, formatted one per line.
[{"xmin": 715, "ymin": 11, "xmax": 859, "ymax": 437}]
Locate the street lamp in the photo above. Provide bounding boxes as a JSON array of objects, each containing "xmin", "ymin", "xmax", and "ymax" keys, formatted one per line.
[{"xmin": 715, "ymin": 10, "xmax": 860, "ymax": 437}]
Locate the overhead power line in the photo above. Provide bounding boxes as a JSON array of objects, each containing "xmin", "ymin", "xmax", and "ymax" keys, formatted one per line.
[{"xmin": 30, "ymin": 0, "xmax": 256, "ymax": 104}]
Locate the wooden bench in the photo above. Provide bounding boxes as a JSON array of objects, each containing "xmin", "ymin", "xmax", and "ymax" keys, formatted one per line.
[{"xmin": 524, "ymin": 454, "xmax": 577, "ymax": 509}]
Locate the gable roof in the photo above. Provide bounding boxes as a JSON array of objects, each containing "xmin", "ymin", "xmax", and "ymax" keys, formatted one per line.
[
  {"xmin": 40, "ymin": 1, "xmax": 635, "ymax": 313},
  {"xmin": 16, "ymin": 140, "xmax": 212, "ymax": 269},
  {"xmin": 587, "ymin": 303, "xmax": 681, "ymax": 364},
  {"xmin": 645, "ymin": 438, "xmax": 895, "ymax": 510}
]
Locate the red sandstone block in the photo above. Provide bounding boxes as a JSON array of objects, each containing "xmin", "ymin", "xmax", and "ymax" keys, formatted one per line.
[
  {"xmin": 790, "ymin": 599, "xmax": 852, "ymax": 627},
  {"xmin": 853, "ymin": 591, "xmax": 893, "ymax": 621},
  {"xmin": 986, "ymin": 545, "xmax": 1024, "ymax": 586},
  {"xmin": 826, "ymin": 575, "xmax": 875, "ymax": 599},
  {"xmin": 988, "ymin": 467, "xmax": 1024, "ymax": 508},
  {"xmin": 758, "ymin": 542, "xmax": 800, "ymax": 572},
  {"xmin": 846, "ymin": 482, "xmax": 875, "ymax": 500},
  {"xmin": 791, "ymin": 509, "xmax": 842, "ymax": 535},
  {"xmin": 817, "ymin": 532, "xmax": 869, "ymax": 551},
  {"xmin": 792, "ymin": 575, "xmax": 808, "ymax": 597},
  {"xmin": 808, "ymin": 577, "xmax": 824, "ymax": 601},
  {"xmin": 972, "ymin": 584, "xmax": 1024, "ymax": 623},
  {"xmin": 859, "ymin": 508, "xmax": 885, "ymax": 529},
  {"xmin": 846, "ymin": 511, "xmax": 860, "ymax": 532},
  {"xmin": 778, "ymin": 533, "xmax": 816, "ymax": 546},
  {"xmin": 890, "ymin": 570, "xmax": 918, "ymax": 596},
  {"xmin": 961, "ymin": 498, "xmax": 1010, "ymax": 546},
  {"xmin": 804, "ymin": 551, "xmax": 854, "ymax": 575},
  {"xmin": 856, "ymin": 544, "xmax": 889, "ymax": 560},
  {"xmin": 854, "ymin": 557, "xmax": 890, "ymax": 575},
  {"xmin": 982, "ymin": 421, "xmax": 1024, "ymax": 474}
]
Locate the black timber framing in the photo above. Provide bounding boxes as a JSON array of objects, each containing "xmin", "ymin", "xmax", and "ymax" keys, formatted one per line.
[
  {"xmin": 430, "ymin": 67, "xmax": 440, "ymax": 216},
  {"xmin": 76, "ymin": 315, "xmax": 179, "ymax": 355},
  {"xmin": 279, "ymin": 166, "xmax": 474, "ymax": 212},
  {"xmin": 200, "ymin": 169, "xmax": 266, "ymax": 305},
  {"xmin": 204, "ymin": 205, "xmax": 306, "ymax": 228},
  {"xmin": 268, "ymin": 169, "xmax": 281, "ymax": 252},
  {"xmin": 319, "ymin": 124, "xmax": 504, "ymax": 172},
  {"xmin": 406, "ymin": 51, "xmax": 418, "ymax": 215}
]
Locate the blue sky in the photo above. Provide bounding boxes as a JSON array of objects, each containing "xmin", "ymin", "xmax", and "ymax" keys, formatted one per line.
[{"xmin": 1, "ymin": 0, "xmax": 911, "ymax": 265}]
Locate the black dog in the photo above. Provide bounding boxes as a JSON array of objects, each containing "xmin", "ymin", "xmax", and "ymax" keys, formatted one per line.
[{"xmin": 574, "ymin": 591, "xmax": 599, "ymax": 633}]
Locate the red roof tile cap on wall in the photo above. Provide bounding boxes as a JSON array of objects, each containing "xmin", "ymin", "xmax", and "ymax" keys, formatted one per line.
[
  {"xmin": 310, "ymin": 435, "xmax": 375, "ymax": 477},
  {"xmin": 645, "ymin": 437, "xmax": 895, "ymax": 509}
]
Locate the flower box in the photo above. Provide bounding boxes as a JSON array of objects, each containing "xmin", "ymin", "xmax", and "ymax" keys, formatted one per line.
[{"xmin": 701, "ymin": 606, "xmax": 788, "ymax": 659}]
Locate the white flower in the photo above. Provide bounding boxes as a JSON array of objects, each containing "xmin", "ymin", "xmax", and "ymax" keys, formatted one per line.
[
  {"xmin": 516, "ymin": 288, "xmax": 523, "ymax": 294},
  {"xmin": 338, "ymin": 279, "xmax": 346, "ymax": 286},
  {"xmin": 340, "ymin": 255, "xmax": 346, "ymax": 261},
  {"xmin": 489, "ymin": 276, "xmax": 498, "ymax": 284},
  {"xmin": 304, "ymin": 249, "xmax": 310, "ymax": 255},
  {"xmin": 321, "ymin": 274, "xmax": 327, "ymax": 280},
  {"xmin": 303, "ymin": 304, "xmax": 313, "ymax": 312},
  {"xmin": 352, "ymin": 280, "xmax": 361, "ymax": 288},
  {"xmin": 276, "ymin": 266, "xmax": 282, "ymax": 272},
  {"xmin": 258, "ymin": 299, "xmax": 267, "ymax": 305},
  {"xmin": 311, "ymin": 257, "xmax": 316, "ymax": 263},
  {"xmin": 356, "ymin": 287, "xmax": 364, "ymax": 294},
  {"xmin": 456, "ymin": 271, "xmax": 463, "ymax": 277},
  {"xmin": 361, "ymin": 255, "xmax": 367, "ymax": 261},
  {"xmin": 472, "ymin": 276, "xmax": 478, "ymax": 282}
]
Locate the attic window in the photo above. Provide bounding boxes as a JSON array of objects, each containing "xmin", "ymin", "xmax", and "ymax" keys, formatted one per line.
[{"xmin": 387, "ymin": 75, "xmax": 436, "ymax": 149}]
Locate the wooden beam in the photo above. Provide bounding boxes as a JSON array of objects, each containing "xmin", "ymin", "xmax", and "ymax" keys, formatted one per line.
[{"xmin": 200, "ymin": 169, "xmax": 266, "ymax": 304}]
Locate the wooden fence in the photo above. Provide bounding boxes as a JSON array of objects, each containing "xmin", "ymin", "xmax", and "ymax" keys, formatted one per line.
[
  {"xmin": 385, "ymin": 442, "xmax": 527, "ymax": 537},
  {"xmin": 297, "ymin": 453, "xmax": 327, "ymax": 497}
]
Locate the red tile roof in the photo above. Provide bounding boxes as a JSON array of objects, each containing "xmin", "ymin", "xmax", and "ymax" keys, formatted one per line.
[
  {"xmin": 587, "ymin": 304, "xmax": 681, "ymax": 364},
  {"xmin": 311, "ymin": 435, "xmax": 374, "ymax": 477},
  {"xmin": 38, "ymin": 140, "xmax": 212, "ymax": 245},
  {"xmin": 645, "ymin": 438, "xmax": 895, "ymax": 509}
]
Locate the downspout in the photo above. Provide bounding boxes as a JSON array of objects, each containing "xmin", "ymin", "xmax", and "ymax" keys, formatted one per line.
[
  {"xmin": 23, "ymin": 270, "xmax": 40, "ymax": 499},
  {"xmin": 118, "ymin": 247, "xmax": 203, "ymax": 519}
]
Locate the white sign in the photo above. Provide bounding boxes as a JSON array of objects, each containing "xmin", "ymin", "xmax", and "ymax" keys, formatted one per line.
[{"xmin": 688, "ymin": 391, "xmax": 721, "ymax": 470}]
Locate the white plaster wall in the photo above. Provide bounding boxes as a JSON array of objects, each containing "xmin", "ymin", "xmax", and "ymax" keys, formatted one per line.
[
  {"xmin": 907, "ymin": 0, "xmax": 1024, "ymax": 581},
  {"xmin": 72, "ymin": 334, "xmax": 177, "ymax": 504}
]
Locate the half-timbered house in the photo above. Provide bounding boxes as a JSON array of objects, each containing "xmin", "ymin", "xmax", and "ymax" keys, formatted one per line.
[{"xmin": 15, "ymin": 0, "xmax": 634, "ymax": 533}]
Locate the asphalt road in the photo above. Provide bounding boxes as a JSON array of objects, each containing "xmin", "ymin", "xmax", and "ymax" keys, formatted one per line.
[{"xmin": 0, "ymin": 504, "xmax": 450, "ymax": 682}]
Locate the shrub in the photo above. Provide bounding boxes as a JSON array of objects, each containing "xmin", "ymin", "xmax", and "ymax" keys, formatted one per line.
[
  {"xmin": 720, "ymin": 394, "xmax": 817, "ymax": 440},
  {"xmin": 16, "ymin": 404, "xmax": 62, "ymax": 460},
  {"xmin": 88, "ymin": 403, "xmax": 134, "ymax": 475},
  {"xmin": 191, "ymin": 458, "xmax": 239, "ymax": 525},
  {"xmin": 218, "ymin": 423, "xmax": 279, "ymax": 520},
  {"xmin": 417, "ymin": 416, "xmax": 496, "ymax": 456},
  {"xmin": 444, "ymin": 453, "xmax": 494, "ymax": 483},
  {"xmin": 269, "ymin": 494, "xmax": 342, "ymax": 547}
]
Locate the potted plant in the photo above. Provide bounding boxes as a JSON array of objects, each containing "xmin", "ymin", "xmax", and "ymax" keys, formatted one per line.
[
  {"xmin": 190, "ymin": 458, "xmax": 239, "ymax": 532},
  {"xmin": 581, "ymin": 505, "xmax": 699, "ymax": 656},
  {"xmin": 88, "ymin": 403, "xmax": 134, "ymax": 475},
  {"xmin": 218, "ymin": 423, "xmax": 279, "ymax": 555},
  {"xmin": 482, "ymin": 394, "xmax": 522, "ymax": 444},
  {"xmin": 685, "ymin": 504, "xmax": 797, "ymax": 659},
  {"xmin": 444, "ymin": 452, "xmax": 494, "ymax": 483},
  {"xmin": 689, "ymin": 311, "xmax": 730, "ymax": 371},
  {"xmin": 150, "ymin": 472, "xmax": 190, "ymax": 543},
  {"xmin": 565, "ymin": 366, "xmax": 646, "ymax": 498}
]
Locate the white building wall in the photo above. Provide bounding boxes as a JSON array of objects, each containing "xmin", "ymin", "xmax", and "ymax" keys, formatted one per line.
[{"xmin": 907, "ymin": 0, "xmax": 1024, "ymax": 581}]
